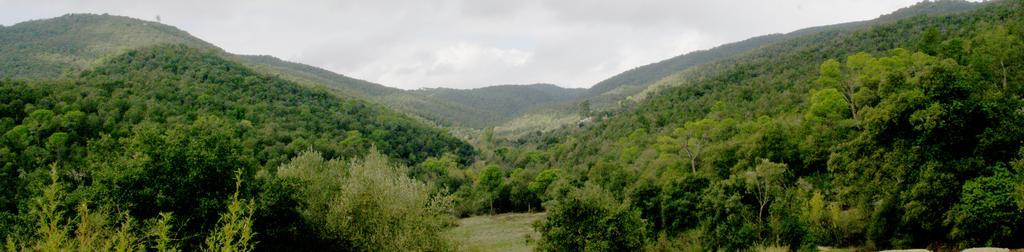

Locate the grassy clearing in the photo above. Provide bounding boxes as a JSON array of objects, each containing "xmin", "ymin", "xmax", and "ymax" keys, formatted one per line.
[{"xmin": 445, "ymin": 212, "xmax": 546, "ymax": 252}]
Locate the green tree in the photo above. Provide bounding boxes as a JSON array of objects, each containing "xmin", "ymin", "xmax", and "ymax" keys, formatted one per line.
[
  {"xmin": 535, "ymin": 184, "xmax": 647, "ymax": 251},
  {"xmin": 477, "ymin": 165, "xmax": 505, "ymax": 212},
  {"xmin": 579, "ymin": 100, "xmax": 592, "ymax": 118},
  {"xmin": 95, "ymin": 116, "xmax": 256, "ymax": 245},
  {"xmin": 528, "ymin": 169, "xmax": 561, "ymax": 201},
  {"xmin": 675, "ymin": 119, "xmax": 715, "ymax": 174},
  {"xmin": 947, "ymin": 167, "xmax": 1024, "ymax": 247},
  {"xmin": 277, "ymin": 149, "xmax": 455, "ymax": 251},
  {"xmin": 743, "ymin": 159, "xmax": 787, "ymax": 223},
  {"xmin": 968, "ymin": 25, "xmax": 1023, "ymax": 91},
  {"xmin": 204, "ymin": 171, "xmax": 256, "ymax": 252},
  {"xmin": 805, "ymin": 88, "xmax": 849, "ymax": 123}
]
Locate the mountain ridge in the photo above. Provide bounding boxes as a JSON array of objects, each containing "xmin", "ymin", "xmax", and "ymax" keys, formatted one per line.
[
  {"xmin": 492, "ymin": 0, "xmax": 986, "ymax": 136},
  {"xmin": 0, "ymin": 13, "xmax": 550, "ymax": 128},
  {"xmin": 0, "ymin": 0, "xmax": 988, "ymax": 133}
]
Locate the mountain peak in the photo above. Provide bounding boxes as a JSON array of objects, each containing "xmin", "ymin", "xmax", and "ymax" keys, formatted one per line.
[{"xmin": 0, "ymin": 13, "xmax": 216, "ymax": 79}]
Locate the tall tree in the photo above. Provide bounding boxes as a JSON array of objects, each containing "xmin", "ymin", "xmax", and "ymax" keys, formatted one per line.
[
  {"xmin": 676, "ymin": 119, "xmax": 715, "ymax": 174},
  {"xmin": 743, "ymin": 159, "xmax": 787, "ymax": 223},
  {"xmin": 969, "ymin": 25, "xmax": 1023, "ymax": 91}
]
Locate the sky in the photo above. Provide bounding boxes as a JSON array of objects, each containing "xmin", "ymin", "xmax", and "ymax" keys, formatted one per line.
[{"xmin": 0, "ymin": 0, "xmax": 937, "ymax": 89}]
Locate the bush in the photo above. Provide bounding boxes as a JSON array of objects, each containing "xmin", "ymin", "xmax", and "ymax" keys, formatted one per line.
[
  {"xmin": 947, "ymin": 167, "xmax": 1024, "ymax": 247},
  {"xmin": 276, "ymin": 149, "xmax": 456, "ymax": 251},
  {"xmin": 535, "ymin": 184, "xmax": 648, "ymax": 251},
  {"xmin": 6, "ymin": 165, "xmax": 185, "ymax": 251}
]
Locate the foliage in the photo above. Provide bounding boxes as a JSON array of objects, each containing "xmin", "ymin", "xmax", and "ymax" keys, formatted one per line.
[
  {"xmin": 276, "ymin": 149, "xmax": 456, "ymax": 251},
  {"xmin": 534, "ymin": 184, "xmax": 647, "ymax": 251},
  {"xmin": 491, "ymin": 1, "xmax": 1023, "ymax": 250},
  {"xmin": 410, "ymin": 84, "xmax": 585, "ymax": 128},
  {"xmin": 0, "ymin": 0, "xmax": 1020, "ymax": 251},
  {"xmin": 0, "ymin": 44, "xmax": 472, "ymax": 249},
  {"xmin": 204, "ymin": 171, "xmax": 256, "ymax": 252},
  {"xmin": 4, "ymin": 164, "xmax": 258, "ymax": 251}
]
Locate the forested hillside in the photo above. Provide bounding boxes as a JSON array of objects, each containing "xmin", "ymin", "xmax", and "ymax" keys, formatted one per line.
[
  {"xmin": 1, "ymin": 0, "xmax": 1022, "ymax": 251},
  {"xmin": 0, "ymin": 14, "xmax": 553, "ymax": 129},
  {"xmin": 494, "ymin": 0, "xmax": 986, "ymax": 137},
  {"xmin": 472, "ymin": 0, "xmax": 1024, "ymax": 250},
  {"xmin": 0, "ymin": 14, "xmax": 215, "ymax": 79},
  {"xmin": 0, "ymin": 44, "xmax": 473, "ymax": 250},
  {"xmin": 412, "ymin": 84, "xmax": 585, "ymax": 121}
]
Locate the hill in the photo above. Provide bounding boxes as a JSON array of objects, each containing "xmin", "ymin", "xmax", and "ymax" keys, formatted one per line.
[
  {"xmin": 412, "ymin": 84, "xmax": 585, "ymax": 121},
  {"xmin": 0, "ymin": 14, "xmax": 585, "ymax": 129},
  {"xmin": 494, "ymin": 0, "xmax": 986, "ymax": 137},
  {"xmin": 1, "ymin": 0, "xmax": 1020, "ymax": 251},
  {"xmin": 476, "ymin": 0, "xmax": 1024, "ymax": 250},
  {"xmin": 0, "ymin": 13, "xmax": 215, "ymax": 79},
  {"xmin": 0, "ymin": 44, "xmax": 475, "ymax": 249}
]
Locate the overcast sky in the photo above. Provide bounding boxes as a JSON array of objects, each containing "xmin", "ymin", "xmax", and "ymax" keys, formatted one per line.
[{"xmin": 1, "ymin": 0, "xmax": 937, "ymax": 89}]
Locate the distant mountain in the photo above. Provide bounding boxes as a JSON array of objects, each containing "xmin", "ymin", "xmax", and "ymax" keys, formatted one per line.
[
  {"xmin": 585, "ymin": 34, "xmax": 785, "ymax": 100},
  {"xmin": 0, "ymin": 14, "xmax": 215, "ymax": 79},
  {"xmin": 412, "ymin": 84, "xmax": 585, "ymax": 120},
  {"xmin": 0, "ymin": 0, "xmax": 985, "ymax": 133},
  {"xmin": 0, "ymin": 13, "xmax": 530, "ymax": 129},
  {"xmin": 234, "ymin": 54, "xmax": 401, "ymax": 98},
  {"xmin": 494, "ymin": 0, "xmax": 986, "ymax": 136}
]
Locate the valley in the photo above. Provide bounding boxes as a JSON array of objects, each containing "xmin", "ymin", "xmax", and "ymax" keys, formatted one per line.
[{"xmin": 0, "ymin": 0, "xmax": 1022, "ymax": 251}]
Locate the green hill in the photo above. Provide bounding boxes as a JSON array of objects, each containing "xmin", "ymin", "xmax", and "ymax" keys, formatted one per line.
[
  {"xmin": 0, "ymin": 13, "xmax": 519, "ymax": 129},
  {"xmin": 0, "ymin": 44, "xmax": 474, "ymax": 249},
  {"xmin": 585, "ymin": 34, "xmax": 785, "ymax": 101},
  {"xmin": 411, "ymin": 84, "xmax": 585, "ymax": 122},
  {"xmin": 494, "ymin": 0, "xmax": 986, "ymax": 137},
  {"xmin": 0, "ymin": 13, "xmax": 215, "ymax": 79},
  {"xmin": 234, "ymin": 54, "xmax": 401, "ymax": 98},
  {"xmin": 1, "ymin": 0, "xmax": 1021, "ymax": 251},
  {"xmin": 478, "ymin": 0, "xmax": 1024, "ymax": 250}
]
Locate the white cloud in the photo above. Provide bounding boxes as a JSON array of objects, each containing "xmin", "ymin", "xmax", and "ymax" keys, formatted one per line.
[
  {"xmin": 432, "ymin": 43, "xmax": 531, "ymax": 71},
  {"xmin": 0, "ymin": 0, "xmax": 946, "ymax": 89}
]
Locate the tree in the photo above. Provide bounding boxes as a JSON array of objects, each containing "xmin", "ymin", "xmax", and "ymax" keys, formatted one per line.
[
  {"xmin": 476, "ymin": 165, "xmax": 504, "ymax": 212},
  {"xmin": 528, "ymin": 169, "xmax": 561, "ymax": 201},
  {"xmin": 579, "ymin": 100, "xmax": 592, "ymax": 118},
  {"xmin": 947, "ymin": 167, "xmax": 1024, "ymax": 247},
  {"xmin": 659, "ymin": 173, "xmax": 709, "ymax": 234},
  {"xmin": 743, "ymin": 159, "xmax": 787, "ymax": 223},
  {"xmin": 917, "ymin": 27, "xmax": 941, "ymax": 56},
  {"xmin": 676, "ymin": 119, "xmax": 715, "ymax": 174},
  {"xmin": 8, "ymin": 165, "xmax": 181, "ymax": 251},
  {"xmin": 968, "ymin": 25, "xmax": 1023, "ymax": 91},
  {"xmin": 96, "ymin": 116, "xmax": 256, "ymax": 246},
  {"xmin": 828, "ymin": 49, "xmax": 1024, "ymax": 246},
  {"xmin": 276, "ymin": 149, "xmax": 455, "ymax": 251},
  {"xmin": 535, "ymin": 184, "xmax": 647, "ymax": 251},
  {"xmin": 817, "ymin": 53, "xmax": 874, "ymax": 122},
  {"xmin": 805, "ymin": 88, "xmax": 850, "ymax": 123},
  {"xmin": 204, "ymin": 171, "xmax": 256, "ymax": 252}
]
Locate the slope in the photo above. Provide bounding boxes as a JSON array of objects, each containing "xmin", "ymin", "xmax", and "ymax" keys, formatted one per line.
[
  {"xmin": 0, "ymin": 13, "xmax": 570, "ymax": 129},
  {"xmin": 0, "ymin": 44, "xmax": 477, "ymax": 249},
  {"xmin": 411, "ymin": 84, "xmax": 585, "ymax": 122},
  {"xmin": 0, "ymin": 13, "xmax": 215, "ymax": 79},
  {"xmin": 496, "ymin": 0, "xmax": 985, "ymax": 137},
  {"xmin": 485, "ymin": 0, "xmax": 1022, "ymax": 250}
]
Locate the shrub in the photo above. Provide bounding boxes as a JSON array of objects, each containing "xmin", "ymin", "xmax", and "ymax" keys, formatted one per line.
[
  {"xmin": 277, "ymin": 149, "xmax": 456, "ymax": 251},
  {"xmin": 535, "ymin": 184, "xmax": 648, "ymax": 251}
]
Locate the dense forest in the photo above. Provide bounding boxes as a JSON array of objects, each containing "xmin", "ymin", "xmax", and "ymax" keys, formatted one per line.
[
  {"xmin": 1, "ymin": 0, "xmax": 1023, "ymax": 251},
  {"xmin": 474, "ymin": 0, "xmax": 1024, "ymax": 250},
  {"xmin": 0, "ymin": 44, "xmax": 473, "ymax": 250},
  {"xmin": 0, "ymin": 14, "xmax": 571, "ymax": 130}
]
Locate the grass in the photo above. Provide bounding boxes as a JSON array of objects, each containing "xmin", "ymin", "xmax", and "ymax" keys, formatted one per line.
[{"xmin": 445, "ymin": 212, "xmax": 546, "ymax": 252}]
